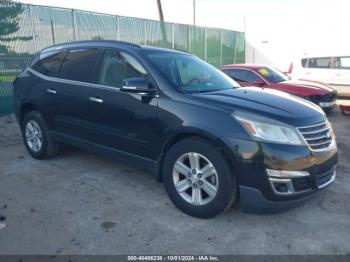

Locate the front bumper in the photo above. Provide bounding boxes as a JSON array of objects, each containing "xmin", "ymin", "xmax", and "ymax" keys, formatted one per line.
[
  {"xmin": 239, "ymin": 167, "xmax": 336, "ymax": 213},
  {"xmin": 239, "ymin": 185, "xmax": 320, "ymax": 213},
  {"xmin": 222, "ymin": 137, "xmax": 338, "ymax": 213},
  {"xmin": 308, "ymin": 91, "xmax": 337, "ymax": 108}
]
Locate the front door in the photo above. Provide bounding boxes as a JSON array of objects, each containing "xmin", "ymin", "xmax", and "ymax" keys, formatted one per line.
[{"xmin": 85, "ymin": 49, "xmax": 159, "ymax": 160}]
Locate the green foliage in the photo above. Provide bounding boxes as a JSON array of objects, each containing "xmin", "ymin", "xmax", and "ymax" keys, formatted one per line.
[{"xmin": 0, "ymin": 0, "xmax": 32, "ymax": 53}]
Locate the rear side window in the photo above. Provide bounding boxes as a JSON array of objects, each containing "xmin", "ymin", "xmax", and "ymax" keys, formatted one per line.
[
  {"xmin": 31, "ymin": 51, "xmax": 65, "ymax": 77},
  {"xmin": 59, "ymin": 49, "xmax": 98, "ymax": 82},
  {"xmin": 222, "ymin": 68, "xmax": 260, "ymax": 83},
  {"xmin": 307, "ymin": 57, "xmax": 332, "ymax": 69},
  {"xmin": 301, "ymin": 58, "xmax": 308, "ymax": 68},
  {"xmin": 97, "ymin": 49, "xmax": 147, "ymax": 88},
  {"xmin": 335, "ymin": 56, "xmax": 350, "ymax": 69}
]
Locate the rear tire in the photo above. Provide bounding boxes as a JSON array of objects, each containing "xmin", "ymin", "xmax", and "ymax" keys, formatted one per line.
[
  {"xmin": 21, "ymin": 111, "xmax": 59, "ymax": 159},
  {"xmin": 163, "ymin": 137, "xmax": 237, "ymax": 218}
]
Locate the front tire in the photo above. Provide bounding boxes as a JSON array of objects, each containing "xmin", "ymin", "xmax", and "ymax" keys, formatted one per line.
[
  {"xmin": 163, "ymin": 137, "xmax": 237, "ymax": 218},
  {"xmin": 21, "ymin": 111, "xmax": 59, "ymax": 159}
]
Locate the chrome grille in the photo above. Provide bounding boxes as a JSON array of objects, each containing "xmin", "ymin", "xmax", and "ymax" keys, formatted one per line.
[{"xmin": 298, "ymin": 122, "xmax": 333, "ymax": 150}]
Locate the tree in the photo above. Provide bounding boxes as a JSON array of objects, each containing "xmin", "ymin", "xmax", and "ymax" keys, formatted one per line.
[
  {"xmin": 0, "ymin": 0, "xmax": 32, "ymax": 54},
  {"xmin": 156, "ymin": 0, "xmax": 167, "ymax": 44}
]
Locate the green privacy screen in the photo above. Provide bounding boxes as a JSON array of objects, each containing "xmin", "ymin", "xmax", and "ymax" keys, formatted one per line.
[{"xmin": 0, "ymin": 2, "xmax": 245, "ymax": 116}]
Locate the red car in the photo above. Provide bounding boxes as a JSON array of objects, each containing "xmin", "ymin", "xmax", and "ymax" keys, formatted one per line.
[{"xmin": 220, "ymin": 64, "xmax": 337, "ymax": 110}]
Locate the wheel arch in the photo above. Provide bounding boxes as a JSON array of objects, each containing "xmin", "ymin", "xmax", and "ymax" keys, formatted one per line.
[
  {"xmin": 157, "ymin": 127, "xmax": 239, "ymax": 184},
  {"xmin": 19, "ymin": 103, "xmax": 38, "ymax": 124}
]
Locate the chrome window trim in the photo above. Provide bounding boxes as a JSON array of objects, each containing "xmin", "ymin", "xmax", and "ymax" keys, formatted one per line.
[{"xmin": 28, "ymin": 67, "xmax": 121, "ymax": 91}]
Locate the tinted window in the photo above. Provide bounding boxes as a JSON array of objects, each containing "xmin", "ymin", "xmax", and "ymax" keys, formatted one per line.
[
  {"xmin": 31, "ymin": 51, "xmax": 65, "ymax": 77},
  {"xmin": 335, "ymin": 56, "xmax": 350, "ymax": 69},
  {"xmin": 308, "ymin": 57, "xmax": 332, "ymax": 69},
  {"xmin": 147, "ymin": 52, "xmax": 239, "ymax": 93},
  {"xmin": 222, "ymin": 68, "xmax": 260, "ymax": 83},
  {"xmin": 97, "ymin": 49, "xmax": 147, "ymax": 88},
  {"xmin": 301, "ymin": 58, "xmax": 308, "ymax": 68},
  {"xmin": 59, "ymin": 49, "xmax": 98, "ymax": 82}
]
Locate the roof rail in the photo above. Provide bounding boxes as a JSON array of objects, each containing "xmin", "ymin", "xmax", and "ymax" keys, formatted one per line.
[{"xmin": 42, "ymin": 40, "xmax": 141, "ymax": 52}]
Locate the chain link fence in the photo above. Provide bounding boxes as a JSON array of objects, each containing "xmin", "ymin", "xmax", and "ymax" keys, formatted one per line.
[{"xmin": 0, "ymin": 2, "xmax": 245, "ymax": 116}]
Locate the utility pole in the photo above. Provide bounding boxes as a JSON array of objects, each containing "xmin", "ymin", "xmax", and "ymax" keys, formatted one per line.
[
  {"xmin": 156, "ymin": 0, "xmax": 164, "ymax": 22},
  {"xmin": 156, "ymin": 0, "xmax": 167, "ymax": 44},
  {"xmin": 193, "ymin": 0, "xmax": 196, "ymax": 26}
]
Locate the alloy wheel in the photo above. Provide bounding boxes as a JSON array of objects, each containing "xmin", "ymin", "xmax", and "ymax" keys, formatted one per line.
[
  {"xmin": 172, "ymin": 152, "xmax": 219, "ymax": 206},
  {"xmin": 25, "ymin": 120, "xmax": 43, "ymax": 152}
]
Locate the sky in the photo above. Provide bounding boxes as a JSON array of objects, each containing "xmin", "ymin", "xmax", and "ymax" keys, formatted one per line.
[{"xmin": 18, "ymin": 0, "xmax": 350, "ymax": 69}]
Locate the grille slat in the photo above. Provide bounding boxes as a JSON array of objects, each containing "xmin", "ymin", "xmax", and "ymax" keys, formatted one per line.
[{"xmin": 298, "ymin": 121, "xmax": 333, "ymax": 151}]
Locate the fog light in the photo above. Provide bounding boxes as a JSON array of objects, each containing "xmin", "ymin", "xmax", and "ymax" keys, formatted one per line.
[
  {"xmin": 269, "ymin": 178, "xmax": 295, "ymax": 195},
  {"xmin": 266, "ymin": 169, "xmax": 310, "ymax": 178},
  {"xmin": 276, "ymin": 183, "xmax": 288, "ymax": 193}
]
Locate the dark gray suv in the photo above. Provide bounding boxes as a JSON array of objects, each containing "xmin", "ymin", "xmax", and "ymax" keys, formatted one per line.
[{"xmin": 13, "ymin": 40, "xmax": 338, "ymax": 218}]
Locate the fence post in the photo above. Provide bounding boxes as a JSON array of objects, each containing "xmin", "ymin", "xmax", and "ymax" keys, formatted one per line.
[
  {"xmin": 204, "ymin": 28, "xmax": 207, "ymax": 62},
  {"xmin": 234, "ymin": 33, "xmax": 238, "ymax": 63},
  {"xmin": 72, "ymin": 9, "xmax": 77, "ymax": 41},
  {"xmin": 28, "ymin": 5, "xmax": 37, "ymax": 52},
  {"xmin": 220, "ymin": 31, "xmax": 223, "ymax": 66},
  {"xmin": 116, "ymin": 16, "xmax": 120, "ymax": 40},
  {"xmin": 172, "ymin": 23, "xmax": 175, "ymax": 49},
  {"xmin": 144, "ymin": 19, "xmax": 147, "ymax": 45},
  {"xmin": 188, "ymin": 25, "xmax": 191, "ymax": 52}
]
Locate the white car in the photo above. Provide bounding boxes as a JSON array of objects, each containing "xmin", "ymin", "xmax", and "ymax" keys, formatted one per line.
[{"xmin": 289, "ymin": 55, "xmax": 350, "ymax": 86}]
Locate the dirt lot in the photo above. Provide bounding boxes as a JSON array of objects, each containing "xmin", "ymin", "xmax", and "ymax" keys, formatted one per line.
[{"xmin": 0, "ymin": 109, "xmax": 349, "ymax": 255}]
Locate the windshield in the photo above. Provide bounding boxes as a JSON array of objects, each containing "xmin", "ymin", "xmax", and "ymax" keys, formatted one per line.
[
  {"xmin": 256, "ymin": 67, "xmax": 290, "ymax": 83},
  {"xmin": 147, "ymin": 52, "xmax": 239, "ymax": 93}
]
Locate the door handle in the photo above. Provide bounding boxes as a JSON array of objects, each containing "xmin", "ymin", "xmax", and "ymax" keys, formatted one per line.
[
  {"xmin": 336, "ymin": 73, "xmax": 343, "ymax": 76},
  {"xmin": 46, "ymin": 88, "xmax": 57, "ymax": 94},
  {"xmin": 89, "ymin": 97, "xmax": 103, "ymax": 103},
  {"xmin": 305, "ymin": 71, "xmax": 311, "ymax": 75}
]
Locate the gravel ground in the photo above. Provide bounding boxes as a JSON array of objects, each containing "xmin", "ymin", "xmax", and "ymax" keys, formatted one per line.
[{"xmin": 0, "ymin": 109, "xmax": 349, "ymax": 255}]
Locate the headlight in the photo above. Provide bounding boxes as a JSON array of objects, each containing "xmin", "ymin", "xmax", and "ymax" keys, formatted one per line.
[{"xmin": 232, "ymin": 112, "xmax": 304, "ymax": 145}]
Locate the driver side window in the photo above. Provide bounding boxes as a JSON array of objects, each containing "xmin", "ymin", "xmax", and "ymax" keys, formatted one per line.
[{"xmin": 97, "ymin": 49, "xmax": 147, "ymax": 88}]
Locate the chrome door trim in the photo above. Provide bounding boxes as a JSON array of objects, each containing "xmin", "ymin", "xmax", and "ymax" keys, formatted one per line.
[{"xmin": 28, "ymin": 67, "xmax": 122, "ymax": 92}]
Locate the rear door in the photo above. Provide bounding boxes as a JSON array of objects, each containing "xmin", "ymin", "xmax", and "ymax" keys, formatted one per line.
[
  {"xmin": 84, "ymin": 48, "xmax": 159, "ymax": 160},
  {"xmin": 29, "ymin": 50, "xmax": 66, "ymax": 126},
  {"xmin": 302, "ymin": 57, "xmax": 334, "ymax": 84},
  {"xmin": 48, "ymin": 48, "xmax": 99, "ymax": 139},
  {"xmin": 333, "ymin": 56, "xmax": 350, "ymax": 85}
]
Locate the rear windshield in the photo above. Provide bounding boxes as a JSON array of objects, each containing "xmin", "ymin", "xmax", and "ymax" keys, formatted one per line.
[
  {"xmin": 146, "ymin": 51, "xmax": 239, "ymax": 93},
  {"xmin": 256, "ymin": 67, "xmax": 290, "ymax": 83}
]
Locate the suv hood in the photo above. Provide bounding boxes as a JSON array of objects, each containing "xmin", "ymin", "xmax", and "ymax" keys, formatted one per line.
[
  {"xmin": 192, "ymin": 87, "xmax": 326, "ymax": 127},
  {"xmin": 270, "ymin": 79, "xmax": 334, "ymax": 96}
]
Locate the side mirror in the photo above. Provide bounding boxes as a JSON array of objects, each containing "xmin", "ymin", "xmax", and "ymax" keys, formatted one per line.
[{"xmin": 121, "ymin": 77, "xmax": 155, "ymax": 94}]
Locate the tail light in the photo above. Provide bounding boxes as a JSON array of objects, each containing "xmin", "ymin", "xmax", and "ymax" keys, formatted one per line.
[{"xmin": 287, "ymin": 62, "xmax": 293, "ymax": 74}]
